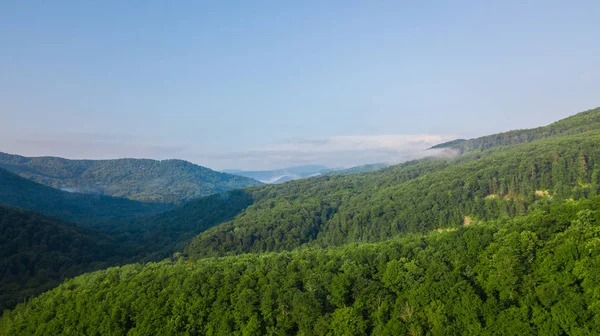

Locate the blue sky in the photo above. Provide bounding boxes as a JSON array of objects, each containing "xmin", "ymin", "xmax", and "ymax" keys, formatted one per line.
[{"xmin": 1, "ymin": 1, "xmax": 599, "ymax": 170}]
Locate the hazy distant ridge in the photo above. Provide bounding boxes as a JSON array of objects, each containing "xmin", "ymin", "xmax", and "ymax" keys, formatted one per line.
[{"xmin": 0, "ymin": 154, "xmax": 262, "ymax": 203}]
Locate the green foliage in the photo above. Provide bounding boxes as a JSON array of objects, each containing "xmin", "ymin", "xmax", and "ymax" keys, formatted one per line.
[
  {"xmin": 0, "ymin": 168, "xmax": 256, "ymax": 310},
  {"xmin": 0, "ymin": 167, "xmax": 172, "ymax": 226},
  {"xmin": 4, "ymin": 198, "xmax": 600, "ymax": 335},
  {"xmin": 110, "ymin": 189, "xmax": 257, "ymax": 260},
  {"xmin": 0, "ymin": 206, "xmax": 123, "ymax": 311},
  {"xmin": 0, "ymin": 154, "xmax": 262, "ymax": 203},
  {"xmin": 0, "ymin": 180, "xmax": 255, "ymax": 311},
  {"xmin": 328, "ymin": 163, "xmax": 389, "ymax": 175}
]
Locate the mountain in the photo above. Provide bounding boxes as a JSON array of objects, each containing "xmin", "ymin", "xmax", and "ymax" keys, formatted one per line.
[
  {"xmin": 225, "ymin": 163, "xmax": 391, "ymax": 184},
  {"xmin": 104, "ymin": 188, "xmax": 258, "ymax": 260},
  {"xmin": 185, "ymin": 130, "xmax": 599, "ymax": 257},
  {"xmin": 0, "ymin": 154, "xmax": 262, "ymax": 203},
  {"xmin": 0, "ymin": 169, "xmax": 254, "ymax": 311},
  {"xmin": 4, "ymin": 107, "xmax": 600, "ymax": 334},
  {"xmin": 0, "ymin": 205, "xmax": 123, "ymax": 311},
  {"xmin": 0, "ymin": 167, "xmax": 172, "ymax": 226},
  {"xmin": 328, "ymin": 162, "xmax": 390, "ymax": 175},
  {"xmin": 173, "ymin": 107, "xmax": 600, "ymax": 258},
  {"xmin": 429, "ymin": 138, "xmax": 467, "ymax": 149},
  {"xmin": 3, "ymin": 197, "xmax": 600, "ymax": 335},
  {"xmin": 223, "ymin": 165, "xmax": 334, "ymax": 184}
]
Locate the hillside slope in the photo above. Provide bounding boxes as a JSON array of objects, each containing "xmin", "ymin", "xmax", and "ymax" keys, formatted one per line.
[
  {"xmin": 105, "ymin": 189, "xmax": 258, "ymax": 260},
  {"xmin": 185, "ymin": 129, "xmax": 600, "ymax": 257},
  {"xmin": 131, "ymin": 107, "xmax": 600, "ymax": 258},
  {"xmin": 432, "ymin": 106, "xmax": 600, "ymax": 153},
  {"xmin": 0, "ymin": 206, "xmax": 122, "ymax": 310},
  {"xmin": 0, "ymin": 168, "xmax": 171, "ymax": 226},
  {"xmin": 3, "ymin": 198, "xmax": 599, "ymax": 335},
  {"xmin": 0, "ymin": 154, "xmax": 262, "ymax": 203}
]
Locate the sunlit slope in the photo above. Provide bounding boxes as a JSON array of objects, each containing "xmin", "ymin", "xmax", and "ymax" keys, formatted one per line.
[{"xmin": 432, "ymin": 106, "xmax": 600, "ymax": 152}]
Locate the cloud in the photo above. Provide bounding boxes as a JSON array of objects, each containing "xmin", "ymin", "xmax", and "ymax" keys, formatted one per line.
[
  {"xmin": 206, "ymin": 134, "xmax": 458, "ymax": 170},
  {"xmin": 0, "ymin": 131, "xmax": 459, "ymax": 170}
]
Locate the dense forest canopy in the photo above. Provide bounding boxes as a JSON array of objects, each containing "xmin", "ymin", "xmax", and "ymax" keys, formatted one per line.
[
  {"xmin": 0, "ymin": 154, "xmax": 262, "ymax": 203},
  {"xmin": 3, "ymin": 198, "xmax": 600, "ymax": 335},
  {"xmin": 0, "ymin": 206, "xmax": 123, "ymax": 311}
]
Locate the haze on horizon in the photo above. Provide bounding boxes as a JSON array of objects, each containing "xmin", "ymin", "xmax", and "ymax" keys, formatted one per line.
[{"xmin": 1, "ymin": 1, "xmax": 599, "ymax": 170}]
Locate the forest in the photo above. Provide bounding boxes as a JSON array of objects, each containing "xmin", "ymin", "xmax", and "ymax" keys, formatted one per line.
[
  {"xmin": 3, "ymin": 198, "xmax": 600, "ymax": 335},
  {"xmin": 1, "ymin": 107, "xmax": 600, "ymax": 335}
]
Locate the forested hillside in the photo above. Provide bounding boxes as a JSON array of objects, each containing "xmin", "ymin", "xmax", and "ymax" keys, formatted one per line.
[
  {"xmin": 0, "ymin": 154, "xmax": 261, "ymax": 203},
  {"xmin": 104, "ymin": 189, "xmax": 259, "ymax": 260},
  {"xmin": 0, "ymin": 168, "xmax": 172, "ymax": 226},
  {"xmin": 3, "ymin": 198, "xmax": 600, "ymax": 335},
  {"xmin": 328, "ymin": 163, "xmax": 389, "ymax": 175},
  {"xmin": 0, "ymin": 206, "xmax": 123, "ymax": 311},
  {"xmin": 435, "ymin": 107, "xmax": 600, "ymax": 153},
  {"xmin": 183, "ymin": 129, "xmax": 600, "ymax": 257}
]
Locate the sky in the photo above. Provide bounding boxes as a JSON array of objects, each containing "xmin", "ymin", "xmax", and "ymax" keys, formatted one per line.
[{"xmin": 1, "ymin": 1, "xmax": 599, "ymax": 170}]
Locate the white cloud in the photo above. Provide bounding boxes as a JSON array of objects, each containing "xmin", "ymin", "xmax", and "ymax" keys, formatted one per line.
[
  {"xmin": 0, "ymin": 132, "xmax": 460, "ymax": 170},
  {"xmin": 258, "ymin": 134, "xmax": 453, "ymax": 152},
  {"xmin": 207, "ymin": 134, "xmax": 458, "ymax": 170}
]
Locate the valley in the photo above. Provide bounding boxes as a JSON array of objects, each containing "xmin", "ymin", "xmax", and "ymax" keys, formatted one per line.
[{"xmin": 2, "ymin": 108, "xmax": 600, "ymax": 334}]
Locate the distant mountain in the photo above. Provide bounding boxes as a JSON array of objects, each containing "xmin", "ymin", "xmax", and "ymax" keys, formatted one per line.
[
  {"xmin": 226, "ymin": 163, "xmax": 390, "ymax": 183},
  {"xmin": 0, "ymin": 205, "xmax": 121, "ymax": 310},
  {"xmin": 0, "ymin": 167, "xmax": 171, "ymax": 226},
  {"xmin": 328, "ymin": 162, "xmax": 389, "ymax": 175},
  {"xmin": 223, "ymin": 165, "xmax": 333, "ymax": 184},
  {"xmin": 0, "ymin": 153, "xmax": 262, "ymax": 203}
]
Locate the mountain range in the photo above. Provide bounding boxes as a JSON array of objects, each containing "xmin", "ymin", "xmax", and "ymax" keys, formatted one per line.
[
  {"xmin": 223, "ymin": 165, "xmax": 335, "ymax": 184},
  {"xmin": 224, "ymin": 163, "xmax": 389, "ymax": 184},
  {"xmin": 0, "ymin": 153, "xmax": 262, "ymax": 203},
  {"xmin": 0, "ymin": 167, "xmax": 172, "ymax": 227},
  {"xmin": 2, "ymin": 107, "xmax": 600, "ymax": 334}
]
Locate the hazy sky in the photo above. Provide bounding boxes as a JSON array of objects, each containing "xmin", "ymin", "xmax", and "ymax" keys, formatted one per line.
[{"xmin": 1, "ymin": 1, "xmax": 599, "ymax": 170}]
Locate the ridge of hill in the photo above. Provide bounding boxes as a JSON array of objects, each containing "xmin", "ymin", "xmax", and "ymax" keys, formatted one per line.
[
  {"xmin": 0, "ymin": 167, "xmax": 172, "ymax": 226},
  {"xmin": 430, "ymin": 107, "xmax": 600, "ymax": 152},
  {"xmin": 0, "ymin": 154, "xmax": 262, "ymax": 203}
]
